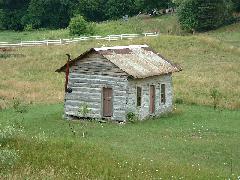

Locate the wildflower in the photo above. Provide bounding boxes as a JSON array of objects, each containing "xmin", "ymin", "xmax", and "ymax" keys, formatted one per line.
[{"xmin": 156, "ymin": 169, "xmax": 159, "ymax": 172}]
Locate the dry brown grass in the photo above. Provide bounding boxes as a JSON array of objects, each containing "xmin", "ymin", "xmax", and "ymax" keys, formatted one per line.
[{"xmin": 0, "ymin": 34, "xmax": 239, "ymax": 109}]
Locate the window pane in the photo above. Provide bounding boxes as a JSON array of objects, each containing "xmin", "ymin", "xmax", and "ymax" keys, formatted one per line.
[
  {"xmin": 161, "ymin": 84, "xmax": 166, "ymax": 104},
  {"xmin": 137, "ymin": 87, "xmax": 142, "ymax": 107}
]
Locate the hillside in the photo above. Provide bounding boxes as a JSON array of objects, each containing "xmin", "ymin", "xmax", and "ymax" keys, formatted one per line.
[
  {"xmin": 0, "ymin": 15, "xmax": 240, "ymax": 179},
  {"xmin": 0, "ymin": 18, "xmax": 240, "ymax": 109},
  {"xmin": 0, "ymin": 15, "xmax": 181, "ymax": 42}
]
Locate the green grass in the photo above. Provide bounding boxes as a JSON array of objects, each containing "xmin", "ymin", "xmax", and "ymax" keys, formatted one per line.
[
  {"xmin": 1, "ymin": 30, "xmax": 240, "ymax": 109},
  {"xmin": 206, "ymin": 23, "xmax": 240, "ymax": 47},
  {"xmin": 95, "ymin": 14, "xmax": 182, "ymax": 36},
  {"xmin": 0, "ymin": 29, "xmax": 70, "ymax": 42},
  {"xmin": 0, "ymin": 15, "xmax": 181, "ymax": 42},
  {"xmin": 0, "ymin": 15, "xmax": 240, "ymax": 179},
  {"xmin": 0, "ymin": 104, "xmax": 239, "ymax": 179}
]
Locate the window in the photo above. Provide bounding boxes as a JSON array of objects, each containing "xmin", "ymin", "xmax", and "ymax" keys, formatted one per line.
[
  {"xmin": 137, "ymin": 87, "xmax": 142, "ymax": 107},
  {"xmin": 160, "ymin": 84, "xmax": 166, "ymax": 104}
]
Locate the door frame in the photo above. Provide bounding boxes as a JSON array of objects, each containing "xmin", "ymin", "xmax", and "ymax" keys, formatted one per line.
[
  {"xmin": 149, "ymin": 85, "xmax": 155, "ymax": 114},
  {"xmin": 102, "ymin": 87, "xmax": 113, "ymax": 118}
]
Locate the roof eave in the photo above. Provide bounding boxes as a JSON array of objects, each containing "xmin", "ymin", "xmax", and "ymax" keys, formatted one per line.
[{"xmin": 55, "ymin": 48, "xmax": 96, "ymax": 73}]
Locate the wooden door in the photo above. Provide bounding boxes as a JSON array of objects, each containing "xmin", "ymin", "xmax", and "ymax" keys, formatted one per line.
[
  {"xmin": 103, "ymin": 88, "xmax": 113, "ymax": 117},
  {"xmin": 150, "ymin": 85, "xmax": 155, "ymax": 114}
]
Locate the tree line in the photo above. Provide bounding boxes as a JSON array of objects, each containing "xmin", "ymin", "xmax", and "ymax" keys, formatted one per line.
[
  {"xmin": 0, "ymin": 0, "xmax": 172, "ymax": 31},
  {"xmin": 0, "ymin": 0, "xmax": 239, "ymax": 31}
]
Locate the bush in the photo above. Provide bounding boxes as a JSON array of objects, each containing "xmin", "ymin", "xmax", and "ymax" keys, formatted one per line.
[
  {"xmin": 175, "ymin": 98, "xmax": 184, "ymax": 104},
  {"xmin": 24, "ymin": 24, "xmax": 34, "ymax": 31},
  {"xmin": 210, "ymin": 87, "xmax": 222, "ymax": 110},
  {"xmin": 78, "ymin": 103, "xmax": 91, "ymax": 117},
  {"xmin": 126, "ymin": 112, "xmax": 139, "ymax": 123},
  {"xmin": 177, "ymin": 0, "xmax": 233, "ymax": 32},
  {"xmin": 68, "ymin": 15, "xmax": 94, "ymax": 36},
  {"xmin": 13, "ymin": 98, "xmax": 28, "ymax": 114}
]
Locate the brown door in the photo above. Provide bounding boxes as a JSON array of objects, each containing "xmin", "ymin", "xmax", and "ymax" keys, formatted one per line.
[
  {"xmin": 103, "ymin": 88, "xmax": 113, "ymax": 117},
  {"xmin": 150, "ymin": 85, "xmax": 155, "ymax": 114}
]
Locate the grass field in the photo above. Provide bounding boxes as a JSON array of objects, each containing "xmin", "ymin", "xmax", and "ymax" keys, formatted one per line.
[
  {"xmin": 0, "ymin": 15, "xmax": 240, "ymax": 179},
  {"xmin": 0, "ymin": 104, "xmax": 239, "ymax": 179},
  {"xmin": 0, "ymin": 28, "xmax": 240, "ymax": 110},
  {"xmin": 0, "ymin": 15, "xmax": 181, "ymax": 42}
]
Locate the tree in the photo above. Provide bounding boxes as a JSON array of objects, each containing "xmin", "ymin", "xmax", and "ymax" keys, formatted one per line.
[
  {"xmin": 0, "ymin": 0, "xmax": 30, "ymax": 30},
  {"xmin": 22, "ymin": 0, "xmax": 76, "ymax": 29},
  {"xmin": 68, "ymin": 14, "xmax": 94, "ymax": 36},
  {"xmin": 177, "ymin": 0, "xmax": 233, "ymax": 32},
  {"xmin": 104, "ymin": 0, "xmax": 137, "ymax": 19},
  {"xmin": 74, "ymin": 0, "xmax": 106, "ymax": 22},
  {"xmin": 232, "ymin": 0, "xmax": 240, "ymax": 12},
  {"xmin": 135, "ymin": 0, "xmax": 171, "ymax": 13}
]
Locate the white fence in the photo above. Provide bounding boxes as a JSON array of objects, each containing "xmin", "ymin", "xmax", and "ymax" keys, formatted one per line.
[{"xmin": 0, "ymin": 32, "xmax": 159, "ymax": 48}]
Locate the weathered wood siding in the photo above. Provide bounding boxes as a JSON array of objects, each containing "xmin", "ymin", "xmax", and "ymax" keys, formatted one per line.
[
  {"xmin": 127, "ymin": 74, "xmax": 173, "ymax": 120},
  {"xmin": 64, "ymin": 53, "xmax": 128, "ymax": 121}
]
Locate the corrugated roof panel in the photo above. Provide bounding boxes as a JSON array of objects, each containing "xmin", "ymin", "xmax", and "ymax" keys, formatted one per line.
[
  {"xmin": 99, "ymin": 46, "xmax": 180, "ymax": 78},
  {"xmin": 56, "ymin": 45, "xmax": 181, "ymax": 78}
]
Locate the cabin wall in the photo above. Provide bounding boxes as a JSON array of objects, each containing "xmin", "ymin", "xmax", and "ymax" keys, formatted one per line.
[
  {"xmin": 126, "ymin": 74, "xmax": 173, "ymax": 120},
  {"xmin": 64, "ymin": 53, "xmax": 128, "ymax": 121}
]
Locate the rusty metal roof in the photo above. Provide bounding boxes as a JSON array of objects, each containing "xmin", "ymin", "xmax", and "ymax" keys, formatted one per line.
[{"xmin": 56, "ymin": 45, "xmax": 181, "ymax": 79}]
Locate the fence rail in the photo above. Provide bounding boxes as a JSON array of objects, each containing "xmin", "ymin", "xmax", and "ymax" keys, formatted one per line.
[{"xmin": 0, "ymin": 32, "xmax": 159, "ymax": 48}]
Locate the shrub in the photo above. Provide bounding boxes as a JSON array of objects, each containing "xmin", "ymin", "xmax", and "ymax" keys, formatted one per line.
[
  {"xmin": 175, "ymin": 97, "xmax": 184, "ymax": 104},
  {"xmin": 210, "ymin": 87, "xmax": 222, "ymax": 110},
  {"xmin": 24, "ymin": 24, "xmax": 34, "ymax": 31},
  {"xmin": 13, "ymin": 98, "xmax": 28, "ymax": 114},
  {"xmin": 78, "ymin": 103, "xmax": 91, "ymax": 117},
  {"xmin": 126, "ymin": 112, "xmax": 139, "ymax": 123},
  {"xmin": 177, "ymin": 0, "xmax": 233, "ymax": 32},
  {"xmin": 68, "ymin": 15, "xmax": 94, "ymax": 36}
]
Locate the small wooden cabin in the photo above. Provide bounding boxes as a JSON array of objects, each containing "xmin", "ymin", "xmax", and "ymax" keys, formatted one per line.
[{"xmin": 56, "ymin": 45, "xmax": 181, "ymax": 121}]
